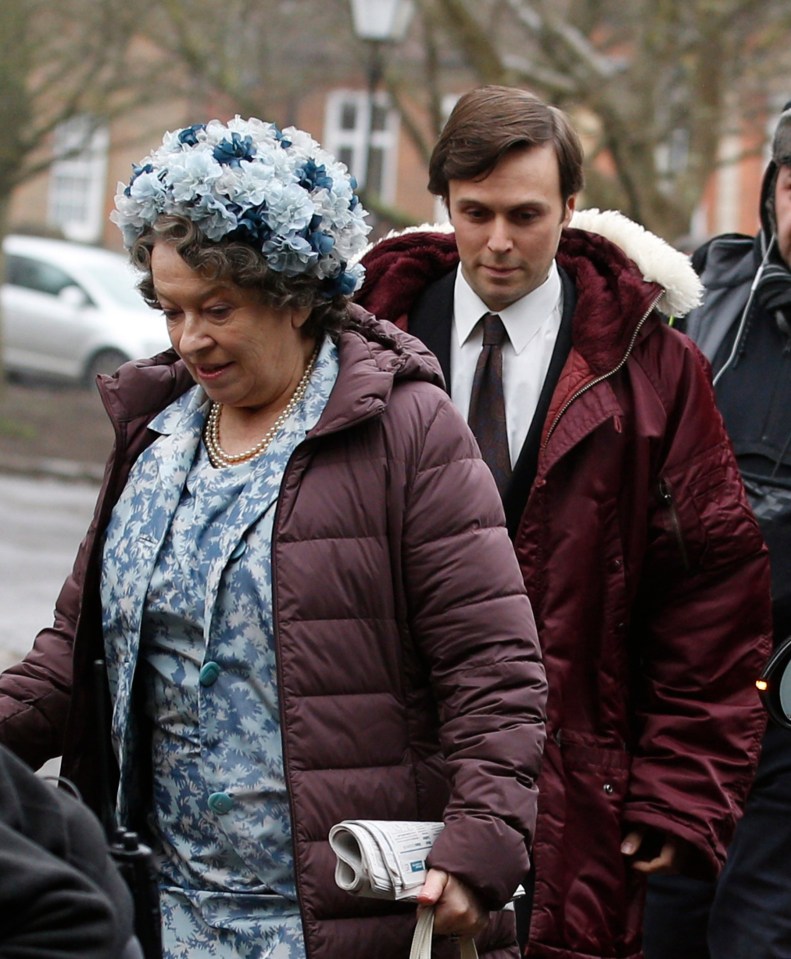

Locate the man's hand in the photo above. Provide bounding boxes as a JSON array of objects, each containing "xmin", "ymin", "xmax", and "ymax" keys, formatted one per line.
[
  {"xmin": 416, "ymin": 868, "xmax": 488, "ymax": 938},
  {"xmin": 621, "ymin": 827, "xmax": 691, "ymax": 875}
]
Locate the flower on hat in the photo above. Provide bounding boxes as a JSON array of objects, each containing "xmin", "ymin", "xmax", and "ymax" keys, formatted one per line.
[{"xmin": 111, "ymin": 116, "xmax": 371, "ymax": 297}]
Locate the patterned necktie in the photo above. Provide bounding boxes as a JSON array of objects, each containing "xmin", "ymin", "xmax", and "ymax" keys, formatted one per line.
[{"xmin": 468, "ymin": 312, "xmax": 512, "ymax": 496}]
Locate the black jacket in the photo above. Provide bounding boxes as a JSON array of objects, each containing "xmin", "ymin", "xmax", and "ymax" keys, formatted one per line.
[
  {"xmin": 0, "ymin": 744, "xmax": 137, "ymax": 958},
  {"xmin": 683, "ymin": 233, "xmax": 791, "ymax": 639}
]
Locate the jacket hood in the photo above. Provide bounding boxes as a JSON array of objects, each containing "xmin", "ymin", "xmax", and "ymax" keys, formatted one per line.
[
  {"xmin": 567, "ymin": 209, "xmax": 702, "ymax": 317},
  {"xmin": 343, "ymin": 302, "xmax": 444, "ymax": 386},
  {"xmin": 312, "ymin": 304, "xmax": 445, "ymax": 436},
  {"xmin": 760, "ymin": 162, "xmax": 778, "ymax": 250},
  {"xmin": 357, "ymin": 210, "xmax": 701, "ymax": 321},
  {"xmin": 356, "ymin": 210, "xmax": 701, "ymax": 375}
]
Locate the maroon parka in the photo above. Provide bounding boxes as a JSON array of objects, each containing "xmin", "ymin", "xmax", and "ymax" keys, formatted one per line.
[{"xmin": 356, "ymin": 218, "xmax": 773, "ymax": 959}]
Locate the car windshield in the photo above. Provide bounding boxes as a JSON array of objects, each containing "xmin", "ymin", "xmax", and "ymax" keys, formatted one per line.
[{"xmin": 86, "ymin": 256, "xmax": 149, "ymax": 312}]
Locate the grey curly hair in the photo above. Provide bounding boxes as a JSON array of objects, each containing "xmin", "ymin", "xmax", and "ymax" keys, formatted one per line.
[{"xmin": 130, "ymin": 215, "xmax": 351, "ymax": 338}]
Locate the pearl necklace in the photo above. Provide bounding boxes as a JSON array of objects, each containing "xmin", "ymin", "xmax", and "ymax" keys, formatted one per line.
[{"xmin": 203, "ymin": 346, "xmax": 319, "ymax": 468}]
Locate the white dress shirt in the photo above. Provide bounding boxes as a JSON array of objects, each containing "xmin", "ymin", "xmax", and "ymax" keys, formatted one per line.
[{"xmin": 450, "ymin": 263, "xmax": 564, "ymax": 468}]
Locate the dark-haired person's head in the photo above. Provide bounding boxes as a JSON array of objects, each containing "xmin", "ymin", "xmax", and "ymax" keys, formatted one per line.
[
  {"xmin": 428, "ymin": 85, "xmax": 584, "ymax": 208},
  {"xmin": 428, "ymin": 86, "xmax": 583, "ymax": 312}
]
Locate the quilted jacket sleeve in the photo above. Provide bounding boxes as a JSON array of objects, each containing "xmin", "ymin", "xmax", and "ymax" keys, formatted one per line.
[
  {"xmin": 399, "ymin": 389, "xmax": 547, "ymax": 909},
  {"xmin": 626, "ymin": 331, "xmax": 772, "ymax": 877}
]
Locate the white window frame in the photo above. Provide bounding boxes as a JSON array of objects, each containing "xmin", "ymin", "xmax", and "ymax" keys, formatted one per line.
[
  {"xmin": 655, "ymin": 127, "xmax": 690, "ymax": 194},
  {"xmin": 324, "ymin": 89, "xmax": 400, "ymax": 204},
  {"xmin": 48, "ymin": 116, "xmax": 109, "ymax": 244}
]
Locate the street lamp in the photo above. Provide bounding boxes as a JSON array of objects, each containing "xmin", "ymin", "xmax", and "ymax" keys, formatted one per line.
[
  {"xmin": 349, "ymin": 0, "xmax": 414, "ymax": 43},
  {"xmin": 349, "ymin": 0, "xmax": 414, "ymax": 210}
]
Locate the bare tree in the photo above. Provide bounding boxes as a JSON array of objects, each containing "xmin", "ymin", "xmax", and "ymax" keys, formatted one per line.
[
  {"xmin": 141, "ymin": 0, "xmax": 430, "ymax": 224},
  {"xmin": 14, "ymin": 0, "xmax": 786, "ymax": 247},
  {"xmin": 0, "ymin": 0, "xmax": 177, "ymax": 382},
  {"xmin": 400, "ymin": 0, "xmax": 791, "ymax": 240},
  {"xmin": 142, "ymin": 0, "xmax": 358, "ymax": 122},
  {"xmin": 0, "ymin": 0, "xmax": 170, "ymax": 237}
]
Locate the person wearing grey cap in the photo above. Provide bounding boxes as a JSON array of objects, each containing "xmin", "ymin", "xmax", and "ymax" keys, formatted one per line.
[{"xmin": 643, "ymin": 100, "xmax": 791, "ymax": 959}]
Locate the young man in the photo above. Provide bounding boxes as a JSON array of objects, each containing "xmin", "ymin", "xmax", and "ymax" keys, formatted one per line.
[
  {"xmin": 644, "ymin": 101, "xmax": 791, "ymax": 959},
  {"xmin": 356, "ymin": 85, "xmax": 772, "ymax": 959}
]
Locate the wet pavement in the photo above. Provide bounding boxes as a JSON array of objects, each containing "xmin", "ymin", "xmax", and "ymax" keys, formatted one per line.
[
  {"xmin": 0, "ymin": 473, "xmax": 97, "ymax": 668},
  {"xmin": 0, "ymin": 472, "xmax": 98, "ymax": 775}
]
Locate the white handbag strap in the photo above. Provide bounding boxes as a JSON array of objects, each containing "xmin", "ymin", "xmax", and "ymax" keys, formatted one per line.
[{"xmin": 409, "ymin": 909, "xmax": 479, "ymax": 959}]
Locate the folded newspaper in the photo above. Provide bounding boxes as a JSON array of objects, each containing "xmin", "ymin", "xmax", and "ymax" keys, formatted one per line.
[
  {"xmin": 329, "ymin": 820, "xmax": 445, "ymax": 900},
  {"xmin": 329, "ymin": 819, "xmax": 524, "ymax": 905}
]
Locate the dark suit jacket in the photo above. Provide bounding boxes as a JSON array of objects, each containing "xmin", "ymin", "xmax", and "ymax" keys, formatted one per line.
[{"xmin": 408, "ymin": 267, "xmax": 575, "ymax": 537}]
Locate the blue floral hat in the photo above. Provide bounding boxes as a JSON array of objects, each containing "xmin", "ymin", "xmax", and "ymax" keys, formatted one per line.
[{"xmin": 111, "ymin": 116, "xmax": 371, "ymax": 298}]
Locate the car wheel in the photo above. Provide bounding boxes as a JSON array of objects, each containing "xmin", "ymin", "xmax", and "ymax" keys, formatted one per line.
[{"xmin": 84, "ymin": 349, "xmax": 129, "ymax": 386}]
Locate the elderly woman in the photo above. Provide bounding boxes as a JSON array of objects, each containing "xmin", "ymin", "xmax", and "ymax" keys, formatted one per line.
[{"xmin": 0, "ymin": 118, "xmax": 546, "ymax": 959}]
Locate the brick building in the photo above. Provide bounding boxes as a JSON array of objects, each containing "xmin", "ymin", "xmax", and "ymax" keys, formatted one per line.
[{"xmin": 6, "ymin": 82, "xmax": 780, "ymax": 254}]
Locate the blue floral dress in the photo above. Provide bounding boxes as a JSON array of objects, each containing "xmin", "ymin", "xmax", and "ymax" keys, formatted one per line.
[{"xmin": 100, "ymin": 338, "xmax": 338, "ymax": 958}]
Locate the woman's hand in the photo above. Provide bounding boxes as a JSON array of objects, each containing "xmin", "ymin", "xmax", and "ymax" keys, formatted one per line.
[{"xmin": 416, "ymin": 868, "xmax": 488, "ymax": 938}]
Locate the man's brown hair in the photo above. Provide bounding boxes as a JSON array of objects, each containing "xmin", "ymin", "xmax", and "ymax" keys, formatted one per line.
[{"xmin": 428, "ymin": 85, "xmax": 584, "ymax": 205}]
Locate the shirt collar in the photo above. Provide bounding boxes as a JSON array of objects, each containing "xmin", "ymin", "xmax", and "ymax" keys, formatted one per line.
[{"xmin": 453, "ymin": 261, "xmax": 562, "ymax": 353}]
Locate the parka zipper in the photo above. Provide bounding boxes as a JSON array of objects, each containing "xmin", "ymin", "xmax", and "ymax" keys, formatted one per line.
[
  {"xmin": 658, "ymin": 477, "xmax": 691, "ymax": 572},
  {"xmin": 543, "ymin": 294, "xmax": 662, "ymax": 448}
]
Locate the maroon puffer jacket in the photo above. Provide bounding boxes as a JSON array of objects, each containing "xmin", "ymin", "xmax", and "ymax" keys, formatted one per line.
[
  {"xmin": 0, "ymin": 309, "xmax": 547, "ymax": 959},
  {"xmin": 357, "ymin": 222, "xmax": 772, "ymax": 959}
]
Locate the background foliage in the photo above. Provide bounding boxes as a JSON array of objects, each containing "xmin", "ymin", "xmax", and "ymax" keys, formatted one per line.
[{"xmin": 3, "ymin": 0, "xmax": 791, "ymax": 242}]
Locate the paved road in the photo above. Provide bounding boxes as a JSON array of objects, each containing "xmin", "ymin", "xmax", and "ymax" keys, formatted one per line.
[{"xmin": 0, "ymin": 473, "xmax": 97, "ymax": 669}]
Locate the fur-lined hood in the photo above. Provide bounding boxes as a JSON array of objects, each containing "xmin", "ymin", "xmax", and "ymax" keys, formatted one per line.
[
  {"xmin": 567, "ymin": 209, "xmax": 701, "ymax": 317},
  {"xmin": 356, "ymin": 209, "xmax": 701, "ymax": 376},
  {"xmin": 358, "ymin": 208, "xmax": 701, "ymax": 320}
]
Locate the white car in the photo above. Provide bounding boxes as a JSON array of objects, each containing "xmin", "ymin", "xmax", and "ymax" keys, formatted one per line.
[{"xmin": 1, "ymin": 234, "xmax": 171, "ymax": 386}]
